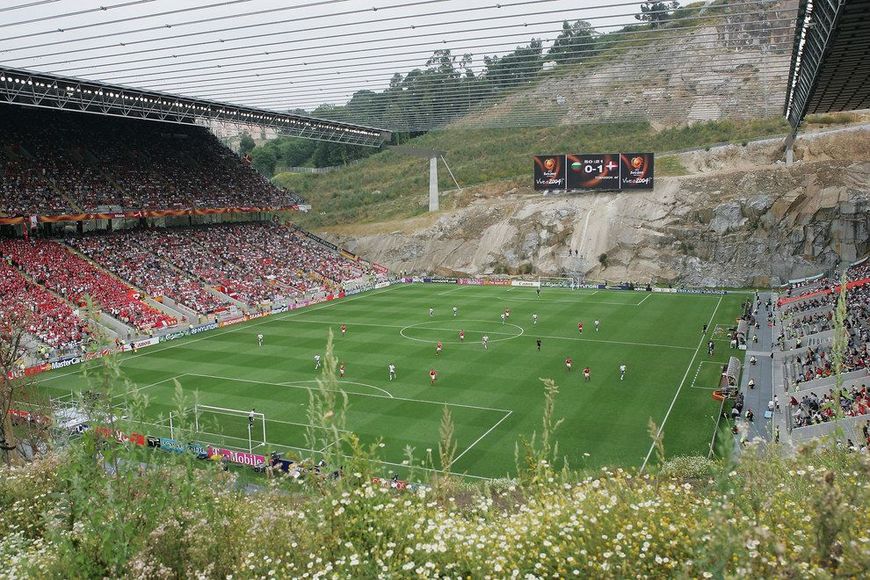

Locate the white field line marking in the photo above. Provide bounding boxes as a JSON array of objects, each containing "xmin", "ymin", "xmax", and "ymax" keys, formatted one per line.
[
  {"xmin": 689, "ymin": 361, "xmax": 724, "ymax": 390},
  {"xmin": 588, "ymin": 290, "xmax": 599, "ymax": 296},
  {"xmin": 269, "ymin": 318, "xmax": 693, "ymax": 351},
  {"xmin": 39, "ymin": 284, "xmax": 407, "ymax": 384},
  {"xmin": 300, "ymin": 319, "xmax": 522, "ymax": 337},
  {"xmin": 111, "ymin": 374, "xmax": 189, "ymax": 400},
  {"xmin": 641, "ymin": 295, "xmax": 723, "ymax": 472},
  {"xmin": 436, "ymin": 285, "xmax": 467, "ymax": 296},
  {"xmin": 278, "ymin": 379, "xmax": 395, "ymax": 399},
  {"xmin": 186, "ymin": 373, "xmax": 513, "ymax": 414},
  {"xmin": 452, "ymin": 410, "xmax": 513, "ymax": 466},
  {"xmin": 637, "ymin": 293, "xmax": 652, "ymax": 305}
]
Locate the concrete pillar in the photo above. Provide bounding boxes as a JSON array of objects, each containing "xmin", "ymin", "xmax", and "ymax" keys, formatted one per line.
[{"xmin": 428, "ymin": 156, "xmax": 439, "ymax": 212}]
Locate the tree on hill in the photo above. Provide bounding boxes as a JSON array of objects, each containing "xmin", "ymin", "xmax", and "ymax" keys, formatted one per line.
[
  {"xmin": 635, "ymin": 1, "xmax": 680, "ymax": 28},
  {"xmin": 548, "ymin": 20, "xmax": 598, "ymax": 65},
  {"xmin": 238, "ymin": 133, "xmax": 255, "ymax": 156},
  {"xmin": 483, "ymin": 39, "xmax": 544, "ymax": 90}
]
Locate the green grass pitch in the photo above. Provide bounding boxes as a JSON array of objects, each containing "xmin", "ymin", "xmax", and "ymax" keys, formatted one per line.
[{"xmin": 36, "ymin": 284, "xmax": 745, "ymax": 479}]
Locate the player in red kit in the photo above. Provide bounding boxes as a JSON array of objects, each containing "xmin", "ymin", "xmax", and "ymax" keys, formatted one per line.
[
  {"xmin": 565, "ymin": 357, "xmax": 573, "ymax": 372},
  {"xmin": 583, "ymin": 366, "xmax": 591, "ymax": 381},
  {"xmin": 578, "ymin": 322, "xmax": 584, "ymax": 334},
  {"xmin": 459, "ymin": 330, "xmax": 465, "ymax": 342},
  {"xmin": 340, "ymin": 324, "xmax": 347, "ymax": 336},
  {"xmin": 436, "ymin": 341, "xmax": 443, "ymax": 355},
  {"xmin": 429, "ymin": 369, "xmax": 438, "ymax": 384},
  {"xmin": 339, "ymin": 363, "xmax": 346, "ymax": 378}
]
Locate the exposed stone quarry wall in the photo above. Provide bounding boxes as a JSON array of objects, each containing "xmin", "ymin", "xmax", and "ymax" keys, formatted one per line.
[{"xmin": 324, "ymin": 126, "xmax": 870, "ymax": 287}]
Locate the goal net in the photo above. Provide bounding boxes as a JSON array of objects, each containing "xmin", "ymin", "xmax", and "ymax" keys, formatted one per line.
[
  {"xmin": 194, "ymin": 404, "xmax": 266, "ymax": 452},
  {"xmin": 538, "ymin": 276, "xmax": 576, "ymax": 288}
]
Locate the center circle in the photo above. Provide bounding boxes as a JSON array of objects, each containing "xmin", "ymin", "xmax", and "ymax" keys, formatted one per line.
[{"xmin": 399, "ymin": 319, "xmax": 524, "ymax": 344}]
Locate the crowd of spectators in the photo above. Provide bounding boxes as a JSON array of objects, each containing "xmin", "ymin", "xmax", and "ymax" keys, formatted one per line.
[
  {"xmin": 790, "ymin": 383, "xmax": 870, "ymax": 428},
  {"xmin": 0, "ymin": 106, "xmax": 303, "ymax": 216},
  {"xmin": 0, "ymin": 239, "xmax": 176, "ymax": 332},
  {"xmin": 0, "ymin": 260, "xmax": 89, "ymax": 351},
  {"xmin": 67, "ymin": 232, "xmax": 229, "ymax": 315}
]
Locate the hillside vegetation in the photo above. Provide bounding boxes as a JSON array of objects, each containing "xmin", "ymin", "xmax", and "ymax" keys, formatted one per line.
[
  {"xmin": 276, "ymin": 117, "xmax": 789, "ymax": 228},
  {"xmin": 1, "ymin": 424, "xmax": 868, "ymax": 577}
]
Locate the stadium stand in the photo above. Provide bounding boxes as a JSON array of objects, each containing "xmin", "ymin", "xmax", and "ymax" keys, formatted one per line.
[
  {"xmin": 66, "ymin": 231, "xmax": 230, "ymax": 315},
  {"xmin": 0, "ymin": 259, "xmax": 90, "ymax": 353},
  {"xmin": 0, "ymin": 106, "xmax": 303, "ymax": 216},
  {"xmin": 774, "ymin": 260, "xmax": 870, "ymax": 442},
  {"xmin": 0, "ymin": 239, "xmax": 176, "ymax": 333}
]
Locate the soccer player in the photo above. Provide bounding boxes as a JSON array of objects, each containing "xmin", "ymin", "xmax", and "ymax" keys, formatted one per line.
[
  {"xmin": 257, "ymin": 333, "xmax": 263, "ymax": 347},
  {"xmin": 583, "ymin": 366, "xmax": 591, "ymax": 382},
  {"xmin": 340, "ymin": 324, "xmax": 347, "ymax": 336},
  {"xmin": 429, "ymin": 368, "xmax": 438, "ymax": 384},
  {"xmin": 429, "ymin": 307, "xmax": 434, "ymax": 317},
  {"xmin": 482, "ymin": 335, "xmax": 489, "ymax": 350},
  {"xmin": 578, "ymin": 322, "xmax": 584, "ymax": 334},
  {"xmin": 339, "ymin": 363, "xmax": 346, "ymax": 378},
  {"xmin": 504, "ymin": 308, "xmax": 511, "ymax": 319},
  {"xmin": 707, "ymin": 340, "xmax": 715, "ymax": 357},
  {"xmin": 459, "ymin": 329, "xmax": 465, "ymax": 342},
  {"xmin": 619, "ymin": 363, "xmax": 626, "ymax": 381},
  {"xmin": 536, "ymin": 287, "xmax": 541, "ymax": 297},
  {"xmin": 436, "ymin": 341, "xmax": 443, "ymax": 356},
  {"xmin": 594, "ymin": 320, "xmax": 600, "ymax": 332},
  {"xmin": 532, "ymin": 313, "xmax": 538, "ymax": 325},
  {"xmin": 249, "ymin": 408, "xmax": 256, "ymax": 427},
  {"xmin": 702, "ymin": 323, "xmax": 708, "ymax": 335},
  {"xmin": 452, "ymin": 306, "xmax": 458, "ymax": 317},
  {"xmin": 500, "ymin": 313, "xmax": 506, "ymax": 324},
  {"xmin": 314, "ymin": 354, "xmax": 321, "ymax": 370},
  {"xmin": 388, "ymin": 363, "xmax": 397, "ymax": 381},
  {"xmin": 565, "ymin": 356, "xmax": 573, "ymax": 372},
  {"xmin": 536, "ymin": 338, "xmax": 541, "ymax": 351}
]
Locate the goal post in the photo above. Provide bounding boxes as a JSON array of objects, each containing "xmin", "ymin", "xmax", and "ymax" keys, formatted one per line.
[
  {"xmin": 194, "ymin": 404, "xmax": 266, "ymax": 453},
  {"xmin": 538, "ymin": 276, "xmax": 577, "ymax": 289}
]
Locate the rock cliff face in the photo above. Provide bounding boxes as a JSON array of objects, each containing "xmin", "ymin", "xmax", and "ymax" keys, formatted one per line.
[
  {"xmin": 323, "ymin": 126, "xmax": 870, "ymax": 287},
  {"xmin": 464, "ymin": 0, "xmax": 796, "ymax": 128}
]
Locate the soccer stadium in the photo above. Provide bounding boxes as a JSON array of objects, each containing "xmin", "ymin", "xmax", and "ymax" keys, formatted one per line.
[{"xmin": 1, "ymin": 0, "xmax": 869, "ymax": 577}]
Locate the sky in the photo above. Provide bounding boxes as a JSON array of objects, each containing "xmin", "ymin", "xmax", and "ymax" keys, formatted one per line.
[{"xmin": 0, "ymin": 0, "xmax": 646, "ymax": 112}]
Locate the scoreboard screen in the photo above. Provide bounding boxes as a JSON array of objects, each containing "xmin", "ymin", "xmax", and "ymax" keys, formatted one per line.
[
  {"xmin": 566, "ymin": 154, "xmax": 620, "ymax": 190},
  {"xmin": 535, "ymin": 153, "xmax": 654, "ymax": 191}
]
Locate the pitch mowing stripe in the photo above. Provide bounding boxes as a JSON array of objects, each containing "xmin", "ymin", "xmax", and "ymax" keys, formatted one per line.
[
  {"xmin": 278, "ymin": 319, "xmax": 695, "ymax": 350},
  {"xmin": 186, "ymin": 373, "xmax": 514, "ymax": 414},
  {"xmin": 641, "ymin": 295, "xmax": 724, "ymax": 472}
]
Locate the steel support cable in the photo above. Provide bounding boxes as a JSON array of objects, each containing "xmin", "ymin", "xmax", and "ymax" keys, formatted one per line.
[
  {"xmin": 186, "ymin": 56, "xmax": 795, "ymax": 103},
  {"xmin": 0, "ymin": 0, "xmax": 62, "ymax": 14},
  {"xmin": 0, "ymin": 0, "xmax": 160, "ymax": 30},
  {"xmin": 237, "ymin": 85, "xmax": 793, "ymax": 118},
  {"xmin": 13, "ymin": 0, "xmax": 793, "ymax": 69},
  {"xmin": 160, "ymin": 64, "xmax": 795, "ymax": 111},
  {"xmin": 0, "ymin": 0, "xmax": 554, "ymax": 54},
  {"xmin": 67, "ymin": 14, "xmax": 798, "ymax": 83},
  {"xmin": 0, "ymin": 0, "xmax": 352, "ymax": 43},
  {"xmin": 135, "ymin": 43, "xmax": 794, "ymax": 95},
  {"xmin": 35, "ymin": 8, "xmax": 795, "ymax": 73},
  {"xmin": 93, "ymin": 25, "xmax": 796, "ymax": 91}
]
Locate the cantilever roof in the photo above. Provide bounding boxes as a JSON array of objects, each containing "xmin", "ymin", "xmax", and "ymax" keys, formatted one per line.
[{"xmin": 785, "ymin": 0, "xmax": 870, "ymax": 128}]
